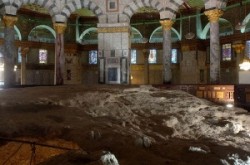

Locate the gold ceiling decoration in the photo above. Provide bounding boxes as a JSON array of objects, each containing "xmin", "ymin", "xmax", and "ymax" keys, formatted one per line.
[
  {"xmin": 136, "ymin": 7, "xmax": 158, "ymax": 13},
  {"xmin": 22, "ymin": 4, "xmax": 49, "ymax": 14}
]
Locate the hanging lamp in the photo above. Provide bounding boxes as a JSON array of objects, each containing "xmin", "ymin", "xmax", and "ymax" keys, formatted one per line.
[
  {"xmin": 235, "ymin": 1, "xmax": 245, "ymax": 30},
  {"xmin": 141, "ymin": 21, "xmax": 148, "ymax": 43},
  {"xmin": 185, "ymin": 16, "xmax": 195, "ymax": 40},
  {"xmin": 238, "ymin": 2, "xmax": 250, "ymax": 71},
  {"xmin": 239, "ymin": 58, "xmax": 250, "ymax": 71}
]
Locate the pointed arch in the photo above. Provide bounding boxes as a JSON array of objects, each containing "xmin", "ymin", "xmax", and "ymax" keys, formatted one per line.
[
  {"xmin": 61, "ymin": 0, "xmax": 103, "ymax": 19},
  {"xmin": 14, "ymin": 0, "xmax": 54, "ymax": 15},
  {"xmin": 29, "ymin": 25, "xmax": 56, "ymax": 38},
  {"xmin": 122, "ymin": 0, "xmax": 164, "ymax": 22},
  {"xmin": 28, "ymin": 25, "xmax": 55, "ymax": 43}
]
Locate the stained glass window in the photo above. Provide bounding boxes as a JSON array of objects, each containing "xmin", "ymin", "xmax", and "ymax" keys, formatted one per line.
[
  {"xmin": 89, "ymin": 50, "xmax": 98, "ymax": 64},
  {"xmin": 18, "ymin": 47, "xmax": 22, "ymax": 63},
  {"xmin": 171, "ymin": 49, "xmax": 178, "ymax": 64},
  {"xmin": 0, "ymin": 53, "xmax": 3, "ymax": 71},
  {"xmin": 222, "ymin": 43, "xmax": 232, "ymax": 61},
  {"xmin": 39, "ymin": 49, "xmax": 48, "ymax": 64},
  {"xmin": 246, "ymin": 41, "xmax": 250, "ymax": 58},
  {"xmin": 0, "ymin": 53, "xmax": 3, "ymax": 85},
  {"xmin": 131, "ymin": 49, "xmax": 136, "ymax": 64},
  {"xmin": 148, "ymin": 49, "xmax": 156, "ymax": 64}
]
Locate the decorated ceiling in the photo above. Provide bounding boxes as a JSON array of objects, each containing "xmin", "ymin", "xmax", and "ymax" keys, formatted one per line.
[{"xmin": 21, "ymin": 0, "xmax": 245, "ymax": 17}]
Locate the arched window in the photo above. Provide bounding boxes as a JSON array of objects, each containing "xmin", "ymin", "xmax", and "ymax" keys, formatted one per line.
[
  {"xmin": 89, "ymin": 50, "xmax": 98, "ymax": 64},
  {"xmin": 0, "ymin": 52, "xmax": 4, "ymax": 85},
  {"xmin": 222, "ymin": 43, "xmax": 232, "ymax": 61},
  {"xmin": 245, "ymin": 40, "xmax": 250, "ymax": 58},
  {"xmin": 148, "ymin": 49, "xmax": 156, "ymax": 63},
  {"xmin": 39, "ymin": 49, "xmax": 48, "ymax": 64},
  {"xmin": 171, "ymin": 49, "xmax": 178, "ymax": 64},
  {"xmin": 131, "ymin": 50, "xmax": 137, "ymax": 64}
]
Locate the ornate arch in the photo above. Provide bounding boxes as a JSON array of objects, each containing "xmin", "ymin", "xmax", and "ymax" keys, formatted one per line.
[
  {"xmin": 0, "ymin": 0, "xmax": 55, "ymax": 16},
  {"xmin": 61, "ymin": 0, "xmax": 103, "ymax": 19},
  {"xmin": 122, "ymin": 0, "xmax": 163, "ymax": 21},
  {"xmin": 122, "ymin": 0, "xmax": 184, "ymax": 22},
  {"xmin": 29, "ymin": 25, "xmax": 56, "ymax": 38},
  {"xmin": 28, "ymin": 25, "xmax": 55, "ymax": 42}
]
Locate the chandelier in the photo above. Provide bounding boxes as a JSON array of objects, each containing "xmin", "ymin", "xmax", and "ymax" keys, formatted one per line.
[{"xmin": 239, "ymin": 58, "xmax": 250, "ymax": 71}]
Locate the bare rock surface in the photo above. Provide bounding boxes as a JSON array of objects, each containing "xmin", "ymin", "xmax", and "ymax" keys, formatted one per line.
[{"xmin": 0, "ymin": 85, "xmax": 249, "ymax": 164}]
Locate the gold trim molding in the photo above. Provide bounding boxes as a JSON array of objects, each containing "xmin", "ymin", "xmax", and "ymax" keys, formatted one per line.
[
  {"xmin": 3, "ymin": 15, "xmax": 18, "ymax": 28},
  {"xmin": 130, "ymin": 65, "xmax": 144, "ymax": 71},
  {"xmin": 53, "ymin": 22, "xmax": 67, "ymax": 34},
  {"xmin": 160, "ymin": 19, "xmax": 174, "ymax": 30},
  {"xmin": 149, "ymin": 65, "xmax": 163, "ymax": 71},
  {"xmin": 98, "ymin": 27, "xmax": 130, "ymax": 33},
  {"xmin": 204, "ymin": 9, "xmax": 223, "ymax": 23}
]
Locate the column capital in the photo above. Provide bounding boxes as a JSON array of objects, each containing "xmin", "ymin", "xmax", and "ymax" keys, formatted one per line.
[
  {"xmin": 21, "ymin": 47, "xmax": 29, "ymax": 57},
  {"xmin": 232, "ymin": 43, "xmax": 245, "ymax": 54},
  {"xmin": 3, "ymin": 15, "xmax": 18, "ymax": 28},
  {"xmin": 160, "ymin": 19, "xmax": 174, "ymax": 30},
  {"xmin": 204, "ymin": 9, "xmax": 223, "ymax": 23},
  {"xmin": 53, "ymin": 22, "xmax": 67, "ymax": 34}
]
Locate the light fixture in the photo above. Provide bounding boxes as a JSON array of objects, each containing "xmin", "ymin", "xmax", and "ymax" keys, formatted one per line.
[
  {"xmin": 235, "ymin": 22, "xmax": 245, "ymax": 31},
  {"xmin": 185, "ymin": 16, "xmax": 195, "ymax": 40},
  {"xmin": 226, "ymin": 103, "xmax": 234, "ymax": 108},
  {"xmin": 235, "ymin": 1, "xmax": 245, "ymax": 31},
  {"xmin": 141, "ymin": 21, "xmax": 148, "ymax": 43},
  {"xmin": 239, "ymin": 58, "xmax": 250, "ymax": 71},
  {"xmin": 13, "ymin": 65, "xmax": 17, "ymax": 72},
  {"xmin": 239, "ymin": 10, "xmax": 250, "ymax": 71},
  {"xmin": 0, "ymin": 63, "xmax": 4, "ymax": 71}
]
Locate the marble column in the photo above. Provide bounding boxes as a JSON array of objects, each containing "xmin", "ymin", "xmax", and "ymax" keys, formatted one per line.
[
  {"xmin": 205, "ymin": 9, "xmax": 223, "ymax": 84},
  {"xmin": 53, "ymin": 22, "xmax": 67, "ymax": 85},
  {"xmin": 143, "ymin": 49, "xmax": 149, "ymax": 84},
  {"xmin": 2, "ymin": 15, "xmax": 18, "ymax": 87},
  {"xmin": 20, "ymin": 47, "xmax": 29, "ymax": 85},
  {"xmin": 160, "ymin": 19, "xmax": 174, "ymax": 84}
]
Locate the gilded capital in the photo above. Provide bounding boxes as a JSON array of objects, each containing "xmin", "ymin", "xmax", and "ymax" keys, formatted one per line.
[
  {"xmin": 204, "ymin": 9, "xmax": 223, "ymax": 23},
  {"xmin": 3, "ymin": 15, "xmax": 18, "ymax": 28},
  {"xmin": 53, "ymin": 22, "xmax": 67, "ymax": 34},
  {"xmin": 21, "ymin": 47, "xmax": 29, "ymax": 57},
  {"xmin": 232, "ymin": 43, "xmax": 245, "ymax": 54},
  {"xmin": 160, "ymin": 19, "xmax": 174, "ymax": 30}
]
